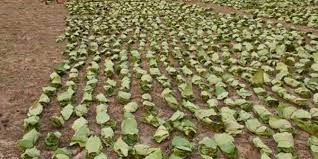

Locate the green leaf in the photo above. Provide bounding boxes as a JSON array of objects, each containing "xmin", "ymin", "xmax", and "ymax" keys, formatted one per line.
[
  {"xmin": 75, "ymin": 104, "xmax": 88, "ymax": 117},
  {"xmin": 134, "ymin": 144, "xmax": 152, "ymax": 156},
  {"xmin": 265, "ymin": 96, "xmax": 279, "ymax": 107},
  {"xmin": 94, "ymin": 153, "xmax": 108, "ymax": 159},
  {"xmin": 194, "ymin": 109, "xmax": 222, "ymax": 128},
  {"xmin": 21, "ymin": 147, "xmax": 41, "ymax": 159},
  {"xmin": 161, "ymin": 88, "xmax": 179, "ymax": 109},
  {"xmin": 284, "ymin": 77, "xmax": 301, "ymax": 88},
  {"xmin": 149, "ymin": 68, "xmax": 161, "ymax": 77},
  {"xmin": 145, "ymin": 149, "xmax": 163, "ymax": 159},
  {"xmin": 252, "ymin": 137, "xmax": 272, "ymax": 154},
  {"xmin": 269, "ymin": 116, "xmax": 292, "ymax": 132},
  {"xmin": 101, "ymin": 127, "xmax": 114, "ymax": 146},
  {"xmin": 96, "ymin": 93, "xmax": 108, "ymax": 104},
  {"xmin": 221, "ymin": 107, "xmax": 243, "ymax": 135},
  {"xmin": 253, "ymin": 105, "xmax": 272, "ymax": 123},
  {"xmin": 251, "ymin": 69, "xmax": 264, "ymax": 86},
  {"xmin": 104, "ymin": 79, "xmax": 117, "ymax": 96},
  {"xmin": 312, "ymin": 63, "xmax": 318, "ymax": 72},
  {"xmin": 57, "ymin": 87, "xmax": 75, "ymax": 106},
  {"xmin": 89, "ymin": 42, "xmax": 98, "ymax": 52},
  {"xmin": 70, "ymin": 125, "xmax": 90, "ymax": 147},
  {"xmin": 53, "ymin": 153, "xmax": 70, "ymax": 159},
  {"xmin": 275, "ymin": 153, "xmax": 294, "ymax": 159},
  {"xmin": 121, "ymin": 76, "xmax": 131, "ymax": 91},
  {"xmin": 39, "ymin": 93, "xmax": 50, "ymax": 104},
  {"xmin": 117, "ymin": 91, "xmax": 131, "ymax": 104},
  {"xmin": 96, "ymin": 112, "xmax": 110, "ymax": 125},
  {"xmin": 181, "ymin": 66, "xmax": 193, "ymax": 76},
  {"xmin": 273, "ymin": 132, "xmax": 294, "ymax": 153},
  {"xmin": 49, "ymin": 116, "xmax": 65, "ymax": 128},
  {"xmin": 50, "ymin": 72, "xmax": 62, "ymax": 87},
  {"xmin": 277, "ymin": 104, "xmax": 297, "ymax": 119},
  {"xmin": 236, "ymin": 88, "xmax": 252, "ymax": 98},
  {"xmin": 27, "ymin": 102, "xmax": 43, "ymax": 116},
  {"xmin": 291, "ymin": 109, "xmax": 311, "ymax": 120},
  {"xmin": 82, "ymin": 91, "xmax": 93, "ymax": 103},
  {"xmin": 85, "ymin": 136, "xmax": 103, "ymax": 155},
  {"xmin": 18, "ymin": 129, "xmax": 40, "ymax": 149},
  {"xmin": 143, "ymin": 113, "xmax": 160, "ymax": 127},
  {"xmin": 131, "ymin": 50, "xmax": 141, "ymax": 63},
  {"xmin": 124, "ymin": 102, "xmax": 139, "ymax": 113},
  {"xmin": 122, "ymin": 112, "xmax": 139, "ymax": 145},
  {"xmin": 171, "ymin": 136, "xmax": 192, "ymax": 157},
  {"xmin": 207, "ymin": 98, "xmax": 218, "ymax": 108},
  {"xmin": 114, "ymin": 137, "xmax": 130, "ymax": 157},
  {"xmin": 314, "ymin": 93, "xmax": 318, "ymax": 105},
  {"xmin": 42, "ymin": 86, "xmax": 57, "ymax": 95},
  {"xmin": 61, "ymin": 104, "xmax": 74, "ymax": 120},
  {"xmin": 215, "ymin": 85, "xmax": 228, "ymax": 100},
  {"xmin": 23, "ymin": 115, "xmax": 40, "ymax": 131},
  {"xmin": 183, "ymin": 100, "xmax": 199, "ymax": 113},
  {"xmin": 199, "ymin": 137, "xmax": 218, "ymax": 158},
  {"xmin": 45, "ymin": 131, "xmax": 62, "ymax": 150},
  {"xmin": 104, "ymin": 59, "xmax": 114, "ymax": 76},
  {"xmin": 178, "ymin": 83, "xmax": 193, "ymax": 99},
  {"xmin": 72, "ymin": 117, "xmax": 88, "ymax": 131},
  {"xmin": 96, "ymin": 104, "xmax": 108, "ymax": 113},
  {"xmin": 238, "ymin": 110, "xmax": 253, "ymax": 122},
  {"xmin": 308, "ymin": 136, "xmax": 318, "ymax": 159},
  {"xmin": 246, "ymin": 119, "xmax": 273, "ymax": 136},
  {"xmin": 233, "ymin": 43, "xmax": 242, "ymax": 51},
  {"xmin": 153, "ymin": 125, "xmax": 169, "ymax": 143},
  {"xmin": 214, "ymin": 133, "xmax": 237, "ymax": 158},
  {"xmin": 52, "ymin": 147, "xmax": 71, "ymax": 159}
]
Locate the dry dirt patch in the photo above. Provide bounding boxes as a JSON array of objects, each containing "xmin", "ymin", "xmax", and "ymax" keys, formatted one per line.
[{"xmin": 0, "ymin": 0, "xmax": 66, "ymax": 158}]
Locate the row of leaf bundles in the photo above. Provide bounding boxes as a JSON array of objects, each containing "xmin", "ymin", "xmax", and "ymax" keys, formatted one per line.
[
  {"xmin": 95, "ymin": 89, "xmax": 116, "ymax": 148},
  {"xmin": 103, "ymin": 57, "xmax": 117, "ymax": 96},
  {"xmin": 57, "ymin": 60, "xmax": 99, "ymax": 106},
  {"xmin": 121, "ymin": 112, "xmax": 139, "ymax": 146},
  {"xmin": 251, "ymin": 135, "xmax": 295, "ymax": 159},
  {"xmin": 274, "ymin": 132, "xmax": 296, "ymax": 158},
  {"xmin": 169, "ymin": 133, "xmax": 238, "ymax": 159},
  {"xmin": 20, "ymin": 43, "xmax": 88, "ymax": 157},
  {"xmin": 153, "ymin": 111, "xmax": 196, "ymax": 144},
  {"xmin": 252, "ymin": 137, "xmax": 273, "ymax": 159},
  {"xmin": 141, "ymin": 93, "xmax": 162, "ymax": 128},
  {"xmin": 116, "ymin": 102, "xmax": 164, "ymax": 158},
  {"xmin": 19, "ymin": 130, "xmax": 66, "ymax": 158},
  {"xmin": 190, "ymin": 103, "xmax": 274, "ymax": 137},
  {"xmin": 114, "ymin": 138, "xmax": 164, "ymax": 159},
  {"xmin": 238, "ymin": 110, "xmax": 273, "ymax": 136},
  {"xmin": 271, "ymin": 84, "xmax": 308, "ymax": 107},
  {"xmin": 308, "ymin": 136, "xmax": 318, "ymax": 159},
  {"xmin": 182, "ymin": 100, "xmax": 225, "ymax": 133},
  {"xmin": 249, "ymin": 64, "xmax": 316, "ymax": 107},
  {"xmin": 19, "ymin": 72, "xmax": 65, "ymax": 157},
  {"xmin": 53, "ymin": 61, "xmax": 100, "ymax": 127},
  {"xmin": 70, "ymin": 117, "xmax": 107, "ymax": 158},
  {"xmin": 71, "ymin": 116, "xmax": 108, "ymax": 158},
  {"xmin": 278, "ymin": 103, "xmax": 318, "ymax": 135},
  {"xmin": 23, "ymin": 70, "xmax": 68, "ymax": 131},
  {"xmin": 145, "ymin": 51, "xmax": 171, "ymax": 87}
]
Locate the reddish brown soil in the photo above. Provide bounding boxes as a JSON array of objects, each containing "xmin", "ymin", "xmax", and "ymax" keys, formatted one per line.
[{"xmin": 0, "ymin": 0, "xmax": 66, "ymax": 158}]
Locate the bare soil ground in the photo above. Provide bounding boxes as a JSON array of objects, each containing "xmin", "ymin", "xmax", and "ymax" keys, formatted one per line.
[{"xmin": 0, "ymin": 0, "xmax": 66, "ymax": 158}]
